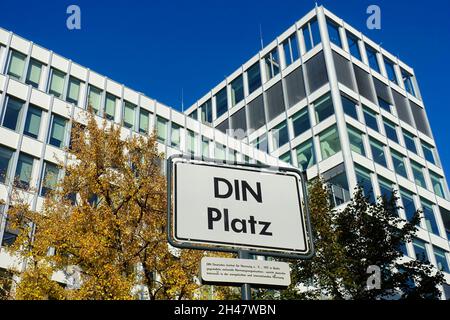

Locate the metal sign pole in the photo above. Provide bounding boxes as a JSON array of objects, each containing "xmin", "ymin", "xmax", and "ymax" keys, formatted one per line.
[{"xmin": 238, "ymin": 250, "xmax": 252, "ymax": 300}]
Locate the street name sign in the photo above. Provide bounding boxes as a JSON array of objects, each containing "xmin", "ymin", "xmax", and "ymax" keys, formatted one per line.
[{"xmin": 167, "ymin": 155, "xmax": 314, "ymax": 259}]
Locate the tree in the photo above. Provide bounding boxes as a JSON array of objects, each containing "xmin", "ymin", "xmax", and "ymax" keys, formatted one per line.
[
  {"xmin": 284, "ymin": 178, "xmax": 444, "ymax": 300},
  {"xmin": 5, "ymin": 111, "xmax": 203, "ymax": 300}
]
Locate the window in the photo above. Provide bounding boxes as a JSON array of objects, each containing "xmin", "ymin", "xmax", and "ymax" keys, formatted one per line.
[
  {"xmin": 422, "ymin": 142, "xmax": 436, "ymax": 165},
  {"xmin": 302, "ymin": 18, "xmax": 320, "ymax": 52},
  {"xmin": 2, "ymin": 97, "xmax": 24, "ymax": 131},
  {"xmin": 296, "ymin": 139, "xmax": 315, "ymax": 171},
  {"xmin": 48, "ymin": 115, "xmax": 67, "ymax": 148},
  {"xmin": 266, "ymin": 82, "xmax": 285, "ymax": 122},
  {"xmin": 429, "ymin": 172, "xmax": 446, "ymax": 198},
  {"xmin": 40, "ymin": 162, "xmax": 59, "ymax": 196},
  {"xmin": 215, "ymin": 88, "xmax": 228, "ymax": 119},
  {"xmin": 252, "ymin": 134, "xmax": 268, "ymax": 153},
  {"xmin": 348, "ymin": 126, "xmax": 365, "ymax": 156},
  {"xmin": 7, "ymin": 50, "xmax": 26, "ymax": 80},
  {"xmin": 434, "ymin": 247, "xmax": 450, "ymax": 273},
  {"xmin": 230, "ymin": 76, "xmax": 244, "ymax": 107},
  {"xmin": 370, "ymin": 139, "xmax": 387, "ymax": 167},
  {"xmin": 378, "ymin": 97, "xmax": 392, "ymax": 113},
  {"xmin": 285, "ymin": 66, "xmax": 306, "ymax": 107},
  {"xmin": 15, "ymin": 153, "xmax": 34, "ymax": 189},
  {"xmin": 104, "ymin": 94, "xmax": 116, "ymax": 121},
  {"xmin": 247, "ymin": 63, "xmax": 261, "ymax": 94},
  {"xmin": 279, "ymin": 151, "xmax": 291, "ymax": 164},
  {"xmin": 327, "ymin": 19, "xmax": 342, "ymax": 47},
  {"xmin": 363, "ymin": 107, "xmax": 379, "ymax": 132},
  {"xmin": 87, "ymin": 86, "xmax": 102, "ymax": 114},
  {"xmin": 66, "ymin": 77, "xmax": 81, "ymax": 105},
  {"xmin": 199, "ymin": 100, "xmax": 212, "ymax": 125},
  {"xmin": 355, "ymin": 166, "xmax": 375, "ymax": 203},
  {"xmin": 123, "ymin": 102, "xmax": 136, "ymax": 129},
  {"xmin": 319, "ymin": 126, "xmax": 341, "ymax": 160},
  {"xmin": 48, "ymin": 69, "xmax": 66, "ymax": 98},
  {"xmin": 202, "ymin": 136, "xmax": 210, "ymax": 158},
  {"xmin": 342, "ymin": 95, "xmax": 358, "ymax": 120},
  {"xmin": 1, "ymin": 217, "xmax": 18, "ymax": 247},
  {"xmin": 264, "ymin": 48, "xmax": 280, "ymax": 81},
  {"xmin": 325, "ymin": 165, "xmax": 350, "ymax": 207},
  {"xmin": 306, "ymin": 52, "xmax": 328, "ymax": 94},
  {"xmin": 403, "ymin": 131, "xmax": 417, "ymax": 153},
  {"xmin": 378, "ymin": 177, "xmax": 394, "ymax": 201},
  {"xmin": 347, "ymin": 32, "xmax": 361, "ymax": 60},
  {"xmin": 354, "ymin": 65, "xmax": 376, "ymax": 103},
  {"xmin": 292, "ymin": 108, "xmax": 310, "ymax": 137},
  {"xmin": 23, "ymin": 105, "xmax": 42, "ymax": 139},
  {"xmin": 247, "ymin": 95, "xmax": 265, "ymax": 131},
  {"xmin": 0, "ymin": 146, "xmax": 14, "ymax": 184},
  {"xmin": 271, "ymin": 121, "xmax": 289, "ymax": 150},
  {"xmin": 187, "ymin": 130, "xmax": 196, "ymax": 155},
  {"xmin": 171, "ymin": 123, "xmax": 181, "ymax": 149},
  {"xmin": 400, "ymin": 190, "xmax": 417, "ymax": 222},
  {"xmin": 283, "ymin": 34, "xmax": 299, "ymax": 67},
  {"xmin": 411, "ymin": 161, "xmax": 426, "ymax": 189},
  {"xmin": 421, "ymin": 199, "xmax": 439, "ymax": 235},
  {"xmin": 314, "ymin": 94, "xmax": 334, "ymax": 123},
  {"xmin": 413, "ymin": 239, "xmax": 429, "ymax": 262},
  {"xmin": 215, "ymin": 144, "xmax": 226, "ymax": 161},
  {"xmin": 366, "ymin": 45, "xmax": 380, "ymax": 73},
  {"xmin": 156, "ymin": 116, "xmax": 168, "ymax": 144},
  {"xmin": 383, "ymin": 119, "xmax": 398, "ymax": 143},
  {"xmin": 401, "ymin": 69, "xmax": 416, "ymax": 97},
  {"xmin": 391, "ymin": 150, "xmax": 408, "ymax": 178},
  {"xmin": 139, "ymin": 109, "xmax": 150, "ymax": 134},
  {"xmin": 25, "ymin": 59, "xmax": 42, "ymax": 88},
  {"xmin": 188, "ymin": 109, "xmax": 197, "ymax": 121},
  {"xmin": 384, "ymin": 58, "xmax": 398, "ymax": 84}
]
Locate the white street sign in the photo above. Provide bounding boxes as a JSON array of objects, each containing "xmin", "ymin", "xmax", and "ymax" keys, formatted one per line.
[
  {"xmin": 169, "ymin": 158, "xmax": 312, "ymax": 257},
  {"xmin": 200, "ymin": 257, "xmax": 291, "ymax": 287}
]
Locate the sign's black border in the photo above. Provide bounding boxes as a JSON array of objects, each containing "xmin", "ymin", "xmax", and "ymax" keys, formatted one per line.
[
  {"xmin": 166, "ymin": 154, "xmax": 315, "ymax": 260},
  {"xmin": 174, "ymin": 161, "xmax": 308, "ymax": 253}
]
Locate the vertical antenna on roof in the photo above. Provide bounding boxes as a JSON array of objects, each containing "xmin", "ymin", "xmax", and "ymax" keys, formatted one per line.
[
  {"xmin": 259, "ymin": 24, "xmax": 264, "ymax": 50},
  {"xmin": 181, "ymin": 88, "xmax": 184, "ymax": 112}
]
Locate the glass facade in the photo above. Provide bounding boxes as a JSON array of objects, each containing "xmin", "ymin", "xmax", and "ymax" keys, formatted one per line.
[
  {"xmin": 2, "ymin": 97, "xmax": 24, "ymax": 131},
  {"xmin": 0, "ymin": 146, "xmax": 14, "ymax": 184},
  {"xmin": 271, "ymin": 121, "xmax": 289, "ymax": 150},
  {"xmin": 7, "ymin": 50, "xmax": 26, "ymax": 80},
  {"xmin": 296, "ymin": 139, "xmax": 315, "ymax": 171},
  {"xmin": 348, "ymin": 126, "xmax": 365, "ymax": 156},
  {"xmin": 370, "ymin": 138, "xmax": 387, "ymax": 167},
  {"xmin": 410, "ymin": 161, "xmax": 426, "ymax": 189},
  {"xmin": 363, "ymin": 107, "xmax": 379, "ymax": 132},
  {"xmin": 67, "ymin": 77, "xmax": 81, "ymax": 105},
  {"xmin": 319, "ymin": 126, "xmax": 340, "ymax": 160},
  {"xmin": 315, "ymin": 94, "xmax": 334, "ymax": 123},
  {"xmin": 292, "ymin": 108, "xmax": 310, "ymax": 137},
  {"xmin": 48, "ymin": 69, "xmax": 65, "ymax": 98},
  {"xmin": 15, "ymin": 153, "xmax": 34, "ymax": 189},
  {"xmin": 391, "ymin": 150, "xmax": 408, "ymax": 178},
  {"xmin": 346, "ymin": 32, "xmax": 361, "ymax": 60},
  {"xmin": 23, "ymin": 105, "xmax": 42, "ymax": 139},
  {"xmin": 25, "ymin": 59, "xmax": 42, "ymax": 88},
  {"xmin": 230, "ymin": 75, "xmax": 244, "ymax": 107},
  {"xmin": 48, "ymin": 115, "xmax": 67, "ymax": 148}
]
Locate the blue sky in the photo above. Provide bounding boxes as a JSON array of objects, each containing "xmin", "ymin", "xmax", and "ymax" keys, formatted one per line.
[{"xmin": 1, "ymin": 0, "xmax": 450, "ymax": 180}]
